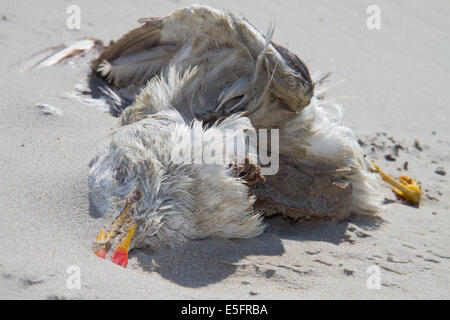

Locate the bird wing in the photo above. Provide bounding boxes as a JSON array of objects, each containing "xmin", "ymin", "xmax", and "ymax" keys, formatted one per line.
[{"xmin": 91, "ymin": 5, "xmax": 314, "ymax": 123}]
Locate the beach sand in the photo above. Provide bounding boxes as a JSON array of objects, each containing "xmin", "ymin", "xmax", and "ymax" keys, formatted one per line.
[{"xmin": 0, "ymin": 0, "xmax": 449, "ymax": 299}]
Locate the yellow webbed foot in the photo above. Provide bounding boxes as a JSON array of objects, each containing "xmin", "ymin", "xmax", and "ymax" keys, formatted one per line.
[
  {"xmin": 371, "ymin": 162, "xmax": 422, "ymax": 204},
  {"xmin": 392, "ymin": 175, "xmax": 422, "ymax": 203}
]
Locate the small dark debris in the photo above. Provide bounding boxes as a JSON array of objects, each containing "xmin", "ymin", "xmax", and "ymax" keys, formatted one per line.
[
  {"xmin": 403, "ymin": 161, "xmax": 408, "ymax": 171},
  {"xmin": 22, "ymin": 278, "xmax": 44, "ymax": 287},
  {"xmin": 20, "ymin": 144, "xmax": 24, "ymax": 147},
  {"xmin": 393, "ymin": 144, "xmax": 403, "ymax": 156},
  {"xmin": 313, "ymin": 259, "xmax": 332, "ymax": 266},
  {"xmin": 432, "ymin": 212, "xmax": 437, "ymax": 215},
  {"xmin": 385, "ymin": 154, "xmax": 396, "ymax": 161},
  {"xmin": 305, "ymin": 249, "xmax": 321, "ymax": 255},
  {"xmin": 383, "ymin": 198, "xmax": 397, "ymax": 205},
  {"xmin": 432, "ymin": 131, "xmax": 436, "ymax": 135},
  {"xmin": 2, "ymin": 16, "xmax": 6, "ymax": 21},
  {"xmin": 265, "ymin": 269, "xmax": 276, "ymax": 278},
  {"xmin": 386, "ymin": 256, "xmax": 408, "ymax": 264},
  {"xmin": 414, "ymin": 140, "xmax": 423, "ymax": 151},
  {"xmin": 357, "ymin": 139, "xmax": 365, "ymax": 146},
  {"xmin": 249, "ymin": 291, "xmax": 259, "ymax": 296},
  {"xmin": 435, "ymin": 167, "xmax": 446, "ymax": 176},
  {"xmin": 343, "ymin": 269, "xmax": 354, "ymax": 276}
]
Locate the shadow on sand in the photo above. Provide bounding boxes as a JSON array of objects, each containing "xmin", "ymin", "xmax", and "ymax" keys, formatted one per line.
[{"xmin": 129, "ymin": 214, "xmax": 385, "ymax": 288}]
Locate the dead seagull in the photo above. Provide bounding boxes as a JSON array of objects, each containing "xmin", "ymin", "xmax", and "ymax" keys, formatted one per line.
[
  {"xmin": 85, "ymin": 5, "xmax": 385, "ymax": 267},
  {"xmin": 28, "ymin": 5, "xmax": 394, "ymax": 267}
]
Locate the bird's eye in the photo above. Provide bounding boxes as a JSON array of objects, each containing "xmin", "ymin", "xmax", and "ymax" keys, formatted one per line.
[{"xmin": 132, "ymin": 190, "xmax": 141, "ymax": 201}]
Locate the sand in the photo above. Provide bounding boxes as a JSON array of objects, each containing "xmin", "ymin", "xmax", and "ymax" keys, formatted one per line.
[{"xmin": 0, "ymin": 0, "xmax": 449, "ymax": 299}]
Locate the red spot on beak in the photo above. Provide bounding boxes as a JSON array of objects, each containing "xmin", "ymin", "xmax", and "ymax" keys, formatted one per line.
[
  {"xmin": 111, "ymin": 248, "xmax": 129, "ymax": 267},
  {"xmin": 95, "ymin": 248, "xmax": 106, "ymax": 259}
]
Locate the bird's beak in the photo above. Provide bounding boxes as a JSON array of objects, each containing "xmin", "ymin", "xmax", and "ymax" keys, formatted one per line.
[{"xmin": 93, "ymin": 202, "xmax": 138, "ymax": 267}]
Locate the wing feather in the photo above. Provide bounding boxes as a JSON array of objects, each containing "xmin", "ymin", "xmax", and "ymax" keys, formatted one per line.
[{"xmin": 91, "ymin": 5, "xmax": 314, "ymax": 122}]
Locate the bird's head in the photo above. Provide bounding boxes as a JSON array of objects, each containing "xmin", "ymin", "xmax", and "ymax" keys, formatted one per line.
[
  {"xmin": 88, "ymin": 121, "xmax": 197, "ymax": 267},
  {"xmin": 88, "ymin": 126, "xmax": 148, "ymax": 266}
]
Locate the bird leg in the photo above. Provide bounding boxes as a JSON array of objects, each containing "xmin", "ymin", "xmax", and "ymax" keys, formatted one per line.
[{"xmin": 371, "ymin": 162, "xmax": 422, "ymax": 203}]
